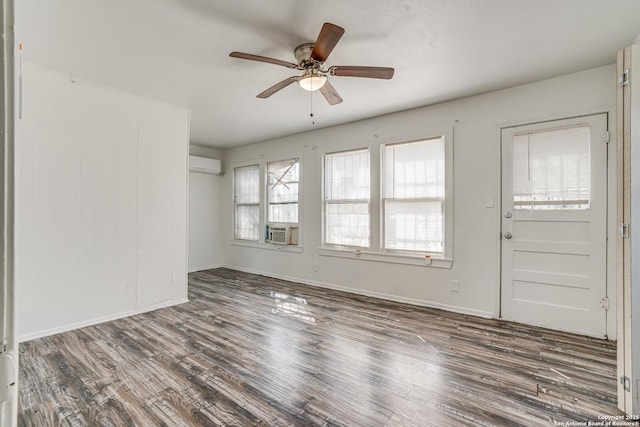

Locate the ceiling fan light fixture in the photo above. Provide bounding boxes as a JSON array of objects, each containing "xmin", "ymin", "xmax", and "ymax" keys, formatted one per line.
[
  {"xmin": 298, "ymin": 74, "xmax": 327, "ymax": 91},
  {"xmin": 230, "ymin": 23, "xmax": 393, "ymax": 105}
]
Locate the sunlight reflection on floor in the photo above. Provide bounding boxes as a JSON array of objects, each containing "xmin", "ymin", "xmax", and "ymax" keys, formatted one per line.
[{"xmin": 270, "ymin": 291, "xmax": 316, "ymax": 324}]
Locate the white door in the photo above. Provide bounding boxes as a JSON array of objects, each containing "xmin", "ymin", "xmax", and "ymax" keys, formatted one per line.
[{"xmin": 501, "ymin": 114, "xmax": 608, "ymax": 337}]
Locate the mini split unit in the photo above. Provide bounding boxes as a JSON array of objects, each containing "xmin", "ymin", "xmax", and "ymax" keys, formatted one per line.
[{"xmin": 189, "ymin": 155, "xmax": 222, "ymax": 175}]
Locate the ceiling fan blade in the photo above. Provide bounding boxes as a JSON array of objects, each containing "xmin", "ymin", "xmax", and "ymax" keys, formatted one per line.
[
  {"xmin": 310, "ymin": 23, "xmax": 345, "ymax": 62},
  {"xmin": 331, "ymin": 66, "xmax": 394, "ymax": 79},
  {"xmin": 257, "ymin": 76, "xmax": 300, "ymax": 98},
  {"xmin": 319, "ymin": 81, "xmax": 343, "ymax": 105},
  {"xmin": 229, "ymin": 52, "xmax": 298, "ymax": 69}
]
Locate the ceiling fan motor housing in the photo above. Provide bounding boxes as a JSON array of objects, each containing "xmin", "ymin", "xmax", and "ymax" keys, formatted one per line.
[{"xmin": 294, "ymin": 43, "xmax": 317, "ymax": 64}]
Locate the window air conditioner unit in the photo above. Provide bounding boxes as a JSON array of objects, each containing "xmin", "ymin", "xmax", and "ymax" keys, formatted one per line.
[
  {"xmin": 189, "ymin": 155, "xmax": 222, "ymax": 175},
  {"xmin": 266, "ymin": 225, "xmax": 299, "ymax": 245}
]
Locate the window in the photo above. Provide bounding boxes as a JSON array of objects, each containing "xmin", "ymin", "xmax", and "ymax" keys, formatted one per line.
[
  {"xmin": 324, "ymin": 149, "xmax": 370, "ymax": 247},
  {"xmin": 320, "ymin": 132, "xmax": 452, "ymax": 265},
  {"xmin": 234, "ymin": 164, "xmax": 260, "ymax": 241},
  {"xmin": 512, "ymin": 126, "xmax": 590, "ymax": 210},
  {"xmin": 267, "ymin": 159, "xmax": 299, "ymax": 223},
  {"xmin": 383, "ymin": 137, "xmax": 445, "ymax": 253},
  {"xmin": 233, "ymin": 158, "xmax": 302, "ymax": 248}
]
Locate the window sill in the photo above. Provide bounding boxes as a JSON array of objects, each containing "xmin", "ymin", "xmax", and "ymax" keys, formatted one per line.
[
  {"xmin": 232, "ymin": 240, "xmax": 303, "ymax": 253},
  {"xmin": 317, "ymin": 247, "xmax": 452, "ymax": 268}
]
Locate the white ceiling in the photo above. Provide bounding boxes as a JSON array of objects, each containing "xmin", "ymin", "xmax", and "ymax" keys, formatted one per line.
[{"xmin": 15, "ymin": 0, "xmax": 640, "ymax": 149}]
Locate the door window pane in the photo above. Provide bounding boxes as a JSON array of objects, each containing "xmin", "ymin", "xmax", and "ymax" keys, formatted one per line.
[{"xmin": 513, "ymin": 126, "xmax": 590, "ymax": 210}]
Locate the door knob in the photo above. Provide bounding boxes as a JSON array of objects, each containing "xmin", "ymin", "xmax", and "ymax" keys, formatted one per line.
[
  {"xmin": 504, "ymin": 232, "xmax": 513, "ymax": 239},
  {"xmin": 504, "ymin": 212, "xmax": 512, "ymax": 219}
]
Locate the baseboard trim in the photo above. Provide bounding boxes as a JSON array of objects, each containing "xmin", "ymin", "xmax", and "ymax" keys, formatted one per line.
[
  {"xmin": 223, "ymin": 264, "xmax": 494, "ymax": 320},
  {"xmin": 19, "ymin": 298, "xmax": 190, "ymax": 342},
  {"xmin": 188, "ymin": 263, "xmax": 224, "ymax": 273}
]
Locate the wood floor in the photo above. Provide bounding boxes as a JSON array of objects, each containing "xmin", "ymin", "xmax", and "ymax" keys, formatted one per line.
[{"xmin": 18, "ymin": 268, "xmax": 621, "ymax": 426}]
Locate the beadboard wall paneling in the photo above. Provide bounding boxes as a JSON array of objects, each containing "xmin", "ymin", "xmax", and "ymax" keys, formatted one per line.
[{"xmin": 15, "ymin": 63, "xmax": 189, "ymax": 340}]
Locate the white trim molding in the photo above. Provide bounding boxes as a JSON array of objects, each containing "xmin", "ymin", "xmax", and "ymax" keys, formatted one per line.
[
  {"xmin": 222, "ymin": 264, "xmax": 491, "ymax": 319},
  {"xmin": 18, "ymin": 298, "xmax": 189, "ymax": 343}
]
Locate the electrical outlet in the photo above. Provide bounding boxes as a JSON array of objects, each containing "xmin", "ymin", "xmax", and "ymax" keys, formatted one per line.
[
  {"xmin": 313, "ymin": 262, "xmax": 320, "ymax": 272},
  {"xmin": 450, "ymin": 280, "xmax": 460, "ymax": 292}
]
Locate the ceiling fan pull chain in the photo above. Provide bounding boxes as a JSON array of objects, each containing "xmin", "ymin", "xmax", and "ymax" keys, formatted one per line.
[{"xmin": 310, "ymin": 90, "xmax": 315, "ymax": 125}]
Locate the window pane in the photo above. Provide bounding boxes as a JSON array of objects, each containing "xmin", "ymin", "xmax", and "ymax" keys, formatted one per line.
[
  {"xmin": 326, "ymin": 203, "xmax": 369, "ymax": 247},
  {"xmin": 270, "ymin": 182, "xmax": 299, "ymax": 203},
  {"xmin": 268, "ymin": 160, "xmax": 299, "ymax": 223},
  {"xmin": 234, "ymin": 164, "xmax": 260, "ymax": 241},
  {"xmin": 384, "ymin": 201, "xmax": 443, "ymax": 252},
  {"xmin": 325, "ymin": 150, "xmax": 370, "ymax": 201},
  {"xmin": 268, "ymin": 160, "xmax": 299, "ymax": 184},
  {"xmin": 513, "ymin": 126, "xmax": 590, "ymax": 210},
  {"xmin": 383, "ymin": 137, "xmax": 446, "ymax": 253},
  {"xmin": 235, "ymin": 205, "xmax": 259, "ymax": 240},
  {"xmin": 324, "ymin": 149, "xmax": 370, "ymax": 247},
  {"xmin": 269, "ymin": 204, "xmax": 298, "ymax": 223},
  {"xmin": 384, "ymin": 138, "xmax": 444, "ymax": 199},
  {"xmin": 234, "ymin": 165, "xmax": 260, "ymax": 204}
]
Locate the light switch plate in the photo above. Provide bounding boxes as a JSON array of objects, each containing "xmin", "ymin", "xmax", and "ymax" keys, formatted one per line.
[{"xmin": 485, "ymin": 195, "xmax": 495, "ymax": 208}]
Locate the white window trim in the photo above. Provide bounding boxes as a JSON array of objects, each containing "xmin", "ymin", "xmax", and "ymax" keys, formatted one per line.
[
  {"xmin": 233, "ymin": 239, "xmax": 304, "ymax": 253},
  {"xmin": 233, "ymin": 164, "xmax": 261, "ymax": 242},
  {"xmin": 380, "ymin": 135, "xmax": 452, "ymax": 257},
  {"xmin": 266, "ymin": 157, "xmax": 300, "ymax": 225},
  {"xmin": 230, "ymin": 154, "xmax": 304, "ymax": 250},
  {"xmin": 321, "ymin": 147, "xmax": 371, "ymax": 249},
  {"xmin": 319, "ymin": 129, "xmax": 453, "ymax": 268},
  {"xmin": 317, "ymin": 246, "xmax": 452, "ymax": 268}
]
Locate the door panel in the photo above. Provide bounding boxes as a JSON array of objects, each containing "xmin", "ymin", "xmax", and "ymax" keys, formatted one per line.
[{"xmin": 501, "ymin": 114, "xmax": 608, "ymax": 337}]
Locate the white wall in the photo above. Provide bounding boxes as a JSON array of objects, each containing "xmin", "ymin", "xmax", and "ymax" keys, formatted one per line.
[
  {"xmin": 16, "ymin": 63, "xmax": 190, "ymax": 341},
  {"xmin": 220, "ymin": 65, "xmax": 617, "ymax": 332},
  {"xmin": 188, "ymin": 145, "xmax": 224, "ymax": 272}
]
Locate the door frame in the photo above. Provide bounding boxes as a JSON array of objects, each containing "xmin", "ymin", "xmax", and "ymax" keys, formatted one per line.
[
  {"xmin": 496, "ymin": 110, "xmax": 617, "ymax": 341},
  {"xmin": 616, "ymin": 45, "xmax": 634, "ymax": 414},
  {"xmin": 0, "ymin": 0, "xmax": 17, "ymax": 425}
]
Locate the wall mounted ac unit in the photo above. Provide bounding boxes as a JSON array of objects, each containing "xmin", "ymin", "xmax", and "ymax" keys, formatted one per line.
[
  {"xmin": 189, "ymin": 155, "xmax": 222, "ymax": 175},
  {"xmin": 266, "ymin": 225, "xmax": 299, "ymax": 245}
]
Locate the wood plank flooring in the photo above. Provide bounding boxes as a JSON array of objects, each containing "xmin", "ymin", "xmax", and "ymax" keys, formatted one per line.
[{"xmin": 18, "ymin": 268, "xmax": 623, "ymax": 426}]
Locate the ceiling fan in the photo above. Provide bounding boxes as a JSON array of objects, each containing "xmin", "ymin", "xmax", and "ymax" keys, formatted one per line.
[{"xmin": 229, "ymin": 22, "xmax": 394, "ymax": 105}]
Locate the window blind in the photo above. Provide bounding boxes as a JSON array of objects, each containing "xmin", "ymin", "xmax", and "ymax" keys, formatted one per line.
[
  {"xmin": 384, "ymin": 138, "xmax": 445, "ymax": 199},
  {"xmin": 234, "ymin": 164, "xmax": 260, "ymax": 240},
  {"xmin": 324, "ymin": 149, "xmax": 370, "ymax": 247},
  {"xmin": 513, "ymin": 125, "xmax": 590, "ymax": 209},
  {"xmin": 383, "ymin": 137, "xmax": 445, "ymax": 252}
]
